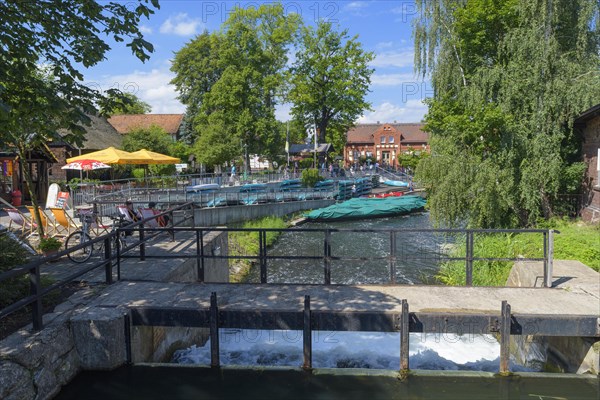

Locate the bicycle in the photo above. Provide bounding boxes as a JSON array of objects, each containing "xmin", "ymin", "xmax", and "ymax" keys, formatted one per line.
[{"xmin": 65, "ymin": 211, "xmax": 128, "ymax": 263}]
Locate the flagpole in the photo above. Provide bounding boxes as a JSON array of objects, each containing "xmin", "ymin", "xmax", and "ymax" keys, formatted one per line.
[{"xmin": 286, "ymin": 121, "xmax": 290, "ymax": 168}]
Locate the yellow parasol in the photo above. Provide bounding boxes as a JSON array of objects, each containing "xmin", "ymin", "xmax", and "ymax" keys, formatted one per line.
[
  {"xmin": 128, "ymin": 149, "xmax": 180, "ymax": 164},
  {"xmin": 66, "ymin": 147, "xmax": 148, "ymax": 165}
]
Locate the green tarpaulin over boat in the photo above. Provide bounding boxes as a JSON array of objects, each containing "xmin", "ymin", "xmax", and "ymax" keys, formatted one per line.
[{"xmin": 306, "ymin": 195, "xmax": 426, "ymax": 221}]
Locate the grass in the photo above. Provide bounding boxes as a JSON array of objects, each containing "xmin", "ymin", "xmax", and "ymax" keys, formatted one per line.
[
  {"xmin": 228, "ymin": 216, "xmax": 289, "ymax": 282},
  {"xmin": 436, "ymin": 218, "xmax": 600, "ymax": 286}
]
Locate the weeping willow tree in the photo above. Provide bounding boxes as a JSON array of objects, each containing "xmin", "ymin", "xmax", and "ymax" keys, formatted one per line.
[{"xmin": 414, "ymin": 0, "xmax": 600, "ymax": 227}]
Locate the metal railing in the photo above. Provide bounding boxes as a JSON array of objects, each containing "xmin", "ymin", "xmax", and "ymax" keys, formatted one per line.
[
  {"xmin": 0, "ymin": 202, "xmax": 194, "ymax": 332},
  {"xmin": 0, "ymin": 221, "xmax": 556, "ymax": 333},
  {"xmin": 127, "ymin": 226, "xmax": 555, "ymax": 286}
]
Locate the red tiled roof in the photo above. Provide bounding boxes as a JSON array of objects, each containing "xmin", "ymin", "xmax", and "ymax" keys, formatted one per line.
[
  {"xmin": 347, "ymin": 123, "xmax": 427, "ymax": 143},
  {"xmin": 108, "ymin": 114, "xmax": 184, "ymax": 135}
]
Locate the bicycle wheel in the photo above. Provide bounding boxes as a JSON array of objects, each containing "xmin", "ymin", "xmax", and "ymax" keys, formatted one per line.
[
  {"xmin": 66, "ymin": 231, "xmax": 94, "ymax": 263},
  {"xmin": 111, "ymin": 234, "xmax": 127, "ymax": 256}
]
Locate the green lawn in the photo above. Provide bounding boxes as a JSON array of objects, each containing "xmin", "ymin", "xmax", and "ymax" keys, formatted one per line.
[{"xmin": 436, "ymin": 219, "xmax": 599, "ymax": 286}]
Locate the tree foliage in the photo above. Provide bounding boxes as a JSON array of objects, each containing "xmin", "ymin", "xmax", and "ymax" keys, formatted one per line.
[
  {"xmin": 100, "ymin": 92, "xmax": 152, "ymax": 116},
  {"xmin": 171, "ymin": 4, "xmax": 299, "ymax": 169},
  {"xmin": 0, "ymin": 0, "xmax": 158, "ymax": 235},
  {"xmin": 414, "ymin": 0, "xmax": 600, "ymax": 228},
  {"xmin": 288, "ymin": 21, "xmax": 374, "ymax": 147}
]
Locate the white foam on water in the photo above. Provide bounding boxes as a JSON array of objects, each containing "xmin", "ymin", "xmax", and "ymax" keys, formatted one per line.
[{"xmin": 172, "ymin": 330, "xmax": 534, "ymax": 372}]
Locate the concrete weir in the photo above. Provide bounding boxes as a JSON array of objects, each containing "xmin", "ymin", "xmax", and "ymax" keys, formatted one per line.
[
  {"xmin": 1, "ymin": 245, "xmax": 599, "ymax": 400},
  {"xmin": 507, "ymin": 260, "xmax": 600, "ymax": 374}
]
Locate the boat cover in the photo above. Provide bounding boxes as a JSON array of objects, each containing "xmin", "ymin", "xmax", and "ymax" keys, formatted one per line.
[{"xmin": 306, "ymin": 195, "xmax": 426, "ymax": 220}]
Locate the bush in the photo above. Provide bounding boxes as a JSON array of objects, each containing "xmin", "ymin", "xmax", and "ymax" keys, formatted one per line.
[
  {"xmin": 38, "ymin": 236, "xmax": 62, "ymax": 252},
  {"xmin": 301, "ymin": 168, "xmax": 323, "ymax": 188},
  {"xmin": 299, "ymin": 158, "xmax": 314, "ymax": 169}
]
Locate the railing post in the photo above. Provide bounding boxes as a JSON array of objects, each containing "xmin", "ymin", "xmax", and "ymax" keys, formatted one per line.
[
  {"xmin": 544, "ymin": 230, "xmax": 554, "ymax": 288},
  {"xmin": 104, "ymin": 237, "xmax": 113, "ymax": 284},
  {"xmin": 259, "ymin": 230, "xmax": 267, "ymax": 283},
  {"xmin": 389, "ymin": 231, "xmax": 396, "ymax": 284},
  {"xmin": 400, "ymin": 299, "xmax": 409, "ymax": 372},
  {"xmin": 324, "ymin": 230, "xmax": 331, "ymax": 285},
  {"xmin": 29, "ymin": 265, "xmax": 43, "ymax": 331},
  {"xmin": 465, "ymin": 230, "xmax": 473, "ymax": 286},
  {"xmin": 116, "ymin": 229, "xmax": 122, "ymax": 281},
  {"xmin": 210, "ymin": 292, "xmax": 220, "ymax": 368},
  {"xmin": 139, "ymin": 225, "xmax": 145, "ymax": 261},
  {"xmin": 303, "ymin": 295, "xmax": 312, "ymax": 370},
  {"xmin": 197, "ymin": 230, "xmax": 204, "ymax": 282},
  {"xmin": 499, "ymin": 300, "xmax": 511, "ymax": 374}
]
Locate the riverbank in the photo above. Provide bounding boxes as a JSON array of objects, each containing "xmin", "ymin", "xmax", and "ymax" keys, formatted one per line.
[{"xmin": 437, "ymin": 218, "xmax": 599, "ymax": 286}]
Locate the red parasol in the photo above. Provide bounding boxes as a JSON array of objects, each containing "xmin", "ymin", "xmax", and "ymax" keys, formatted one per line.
[{"xmin": 61, "ymin": 159, "xmax": 111, "ymax": 171}]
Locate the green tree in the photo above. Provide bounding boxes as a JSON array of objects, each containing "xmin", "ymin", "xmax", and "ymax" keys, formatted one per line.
[
  {"xmin": 100, "ymin": 92, "xmax": 152, "ymax": 116},
  {"xmin": 414, "ymin": 0, "xmax": 600, "ymax": 228},
  {"xmin": 0, "ymin": 0, "xmax": 157, "ymax": 235},
  {"xmin": 122, "ymin": 124, "xmax": 173, "ymax": 153},
  {"xmin": 288, "ymin": 21, "xmax": 374, "ymax": 146},
  {"xmin": 171, "ymin": 4, "xmax": 300, "ymax": 170}
]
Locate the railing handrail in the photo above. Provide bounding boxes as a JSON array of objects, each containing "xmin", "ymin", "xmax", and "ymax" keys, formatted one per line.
[
  {"xmin": 0, "ymin": 221, "xmax": 555, "ymax": 333},
  {"xmin": 0, "ymin": 202, "xmax": 195, "ymax": 331}
]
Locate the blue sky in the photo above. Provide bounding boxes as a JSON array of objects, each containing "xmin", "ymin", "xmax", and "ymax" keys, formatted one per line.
[{"xmin": 84, "ymin": 0, "xmax": 431, "ymax": 123}]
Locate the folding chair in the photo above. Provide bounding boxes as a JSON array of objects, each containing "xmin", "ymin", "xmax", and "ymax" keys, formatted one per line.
[
  {"xmin": 138, "ymin": 207, "xmax": 161, "ymax": 228},
  {"xmin": 116, "ymin": 205, "xmax": 136, "ymax": 223},
  {"xmin": 26, "ymin": 206, "xmax": 58, "ymax": 237},
  {"xmin": 3, "ymin": 208, "xmax": 37, "ymax": 237},
  {"xmin": 49, "ymin": 207, "xmax": 81, "ymax": 236}
]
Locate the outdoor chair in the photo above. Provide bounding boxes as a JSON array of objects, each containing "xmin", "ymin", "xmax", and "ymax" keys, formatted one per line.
[
  {"xmin": 26, "ymin": 206, "xmax": 61, "ymax": 237},
  {"xmin": 3, "ymin": 208, "xmax": 36, "ymax": 237},
  {"xmin": 116, "ymin": 205, "xmax": 136, "ymax": 223},
  {"xmin": 138, "ymin": 207, "xmax": 174, "ymax": 241},
  {"xmin": 49, "ymin": 207, "xmax": 81, "ymax": 236}
]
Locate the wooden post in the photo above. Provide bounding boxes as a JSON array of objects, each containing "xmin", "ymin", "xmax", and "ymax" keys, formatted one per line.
[
  {"xmin": 400, "ymin": 299, "xmax": 409, "ymax": 371},
  {"xmin": 139, "ymin": 226, "xmax": 145, "ymax": 261},
  {"xmin": 210, "ymin": 292, "xmax": 220, "ymax": 368},
  {"xmin": 303, "ymin": 295, "xmax": 312, "ymax": 370},
  {"xmin": 500, "ymin": 300, "xmax": 511, "ymax": 374}
]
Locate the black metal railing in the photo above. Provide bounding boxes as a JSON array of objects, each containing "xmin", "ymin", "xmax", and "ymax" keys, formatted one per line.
[
  {"xmin": 0, "ymin": 202, "xmax": 194, "ymax": 332},
  {"xmin": 122, "ymin": 226, "xmax": 556, "ymax": 287},
  {"xmin": 0, "ymin": 220, "xmax": 556, "ymax": 333}
]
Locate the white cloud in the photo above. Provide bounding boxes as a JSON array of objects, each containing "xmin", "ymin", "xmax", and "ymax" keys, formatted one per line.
[
  {"xmin": 345, "ymin": 1, "xmax": 368, "ymax": 11},
  {"xmin": 358, "ymin": 100, "xmax": 428, "ymax": 123},
  {"xmin": 371, "ymin": 50, "xmax": 415, "ymax": 68},
  {"xmin": 88, "ymin": 68, "xmax": 185, "ymax": 114},
  {"xmin": 371, "ymin": 73, "xmax": 420, "ymax": 86},
  {"xmin": 160, "ymin": 13, "xmax": 202, "ymax": 36},
  {"xmin": 139, "ymin": 25, "xmax": 153, "ymax": 35},
  {"xmin": 376, "ymin": 41, "xmax": 394, "ymax": 49}
]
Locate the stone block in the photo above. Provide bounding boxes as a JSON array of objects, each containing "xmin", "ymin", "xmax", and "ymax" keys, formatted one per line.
[
  {"xmin": 0, "ymin": 360, "xmax": 35, "ymax": 400},
  {"xmin": 71, "ymin": 307, "xmax": 127, "ymax": 370}
]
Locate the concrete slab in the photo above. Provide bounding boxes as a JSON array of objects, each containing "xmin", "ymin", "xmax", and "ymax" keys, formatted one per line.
[{"xmin": 88, "ymin": 280, "xmax": 600, "ymax": 317}]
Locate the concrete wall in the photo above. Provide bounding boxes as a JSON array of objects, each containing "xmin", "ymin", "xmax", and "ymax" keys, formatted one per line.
[
  {"xmin": 195, "ymin": 199, "xmax": 335, "ymax": 226},
  {"xmin": 507, "ymin": 261, "xmax": 600, "ymax": 374}
]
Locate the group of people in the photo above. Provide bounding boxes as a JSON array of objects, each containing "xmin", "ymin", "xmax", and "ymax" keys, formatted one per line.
[{"xmin": 124, "ymin": 200, "xmax": 169, "ymax": 227}]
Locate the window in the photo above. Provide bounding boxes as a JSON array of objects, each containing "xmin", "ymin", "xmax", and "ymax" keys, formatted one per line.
[
  {"xmin": 366, "ymin": 151, "xmax": 373, "ymax": 158},
  {"xmin": 389, "ymin": 136, "xmax": 394, "ymax": 143},
  {"xmin": 380, "ymin": 136, "xmax": 386, "ymax": 144}
]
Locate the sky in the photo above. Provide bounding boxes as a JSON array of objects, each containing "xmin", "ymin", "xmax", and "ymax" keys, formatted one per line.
[{"xmin": 84, "ymin": 0, "xmax": 431, "ymax": 123}]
